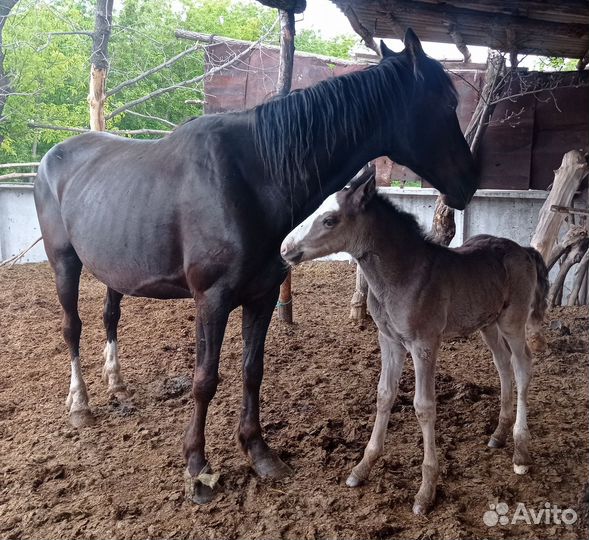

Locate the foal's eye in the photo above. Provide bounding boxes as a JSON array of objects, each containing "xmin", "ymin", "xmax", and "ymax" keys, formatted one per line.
[{"xmin": 323, "ymin": 216, "xmax": 338, "ymax": 228}]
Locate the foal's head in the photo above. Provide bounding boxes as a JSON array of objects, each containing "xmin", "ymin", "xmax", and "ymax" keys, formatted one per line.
[{"xmin": 281, "ymin": 167, "xmax": 377, "ymax": 264}]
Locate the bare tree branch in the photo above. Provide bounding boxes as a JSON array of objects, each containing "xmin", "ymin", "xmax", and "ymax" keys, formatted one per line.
[
  {"xmin": 124, "ymin": 109, "xmax": 177, "ymax": 128},
  {"xmin": 29, "ymin": 122, "xmax": 170, "ymax": 136},
  {"xmin": 106, "ymin": 42, "xmax": 204, "ymax": 98},
  {"xmin": 0, "ymin": 171, "xmax": 36, "ymax": 180},
  {"xmin": 0, "ymin": 161, "xmax": 39, "ymax": 168},
  {"xmin": 106, "ymin": 18, "xmax": 278, "ymax": 121}
]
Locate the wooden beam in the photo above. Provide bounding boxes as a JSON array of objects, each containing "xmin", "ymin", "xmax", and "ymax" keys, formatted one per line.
[
  {"xmin": 276, "ymin": 9, "xmax": 296, "ymax": 323},
  {"xmin": 551, "ymin": 205, "xmax": 589, "ymax": 217},
  {"xmin": 384, "ymin": 0, "xmax": 588, "ymax": 39},
  {"xmin": 343, "ymin": 6, "xmax": 380, "ymax": 56},
  {"xmin": 256, "ymin": 0, "xmax": 305, "ymax": 13},
  {"xmin": 277, "ymin": 10, "xmax": 295, "ymax": 96},
  {"xmin": 578, "ymin": 49, "xmax": 589, "ymax": 71},
  {"xmin": 448, "ymin": 23, "xmax": 471, "ymax": 63}
]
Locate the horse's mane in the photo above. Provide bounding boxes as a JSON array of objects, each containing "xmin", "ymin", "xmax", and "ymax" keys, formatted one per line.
[
  {"xmin": 251, "ymin": 54, "xmax": 457, "ymax": 191},
  {"xmin": 373, "ymin": 192, "xmax": 426, "ymax": 240}
]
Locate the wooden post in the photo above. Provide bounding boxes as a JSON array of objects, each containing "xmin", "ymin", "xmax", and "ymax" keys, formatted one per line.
[
  {"xmin": 276, "ymin": 8, "xmax": 296, "ymax": 323},
  {"xmin": 277, "ymin": 270, "xmax": 293, "ymax": 322},
  {"xmin": 429, "ymin": 52, "xmax": 505, "ymax": 246},
  {"xmin": 531, "ymin": 150, "xmax": 589, "ymax": 261},
  {"xmin": 88, "ymin": 0, "xmax": 113, "ymax": 132},
  {"xmin": 350, "ymin": 266, "xmax": 368, "ymax": 320}
]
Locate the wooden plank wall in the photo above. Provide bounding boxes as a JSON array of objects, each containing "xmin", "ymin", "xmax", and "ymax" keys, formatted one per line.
[{"xmin": 204, "ymin": 43, "xmax": 589, "ymax": 190}]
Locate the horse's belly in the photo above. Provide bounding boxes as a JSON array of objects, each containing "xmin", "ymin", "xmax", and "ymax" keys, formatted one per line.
[{"xmin": 82, "ymin": 256, "xmax": 191, "ymax": 299}]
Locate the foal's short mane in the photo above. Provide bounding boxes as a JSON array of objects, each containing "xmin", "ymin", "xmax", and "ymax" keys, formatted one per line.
[
  {"xmin": 372, "ymin": 192, "xmax": 426, "ymax": 240},
  {"xmin": 251, "ymin": 54, "xmax": 456, "ymax": 192}
]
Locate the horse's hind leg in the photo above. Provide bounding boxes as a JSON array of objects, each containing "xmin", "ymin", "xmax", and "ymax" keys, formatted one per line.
[
  {"xmin": 102, "ymin": 288, "xmax": 132, "ymax": 401},
  {"xmin": 501, "ymin": 328, "xmax": 533, "ymax": 475},
  {"xmin": 54, "ymin": 248, "xmax": 95, "ymax": 428},
  {"xmin": 480, "ymin": 324, "xmax": 514, "ymax": 448}
]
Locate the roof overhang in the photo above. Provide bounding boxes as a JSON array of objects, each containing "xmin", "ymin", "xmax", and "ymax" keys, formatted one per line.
[{"xmin": 330, "ymin": 1, "xmax": 589, "ymax": 64}]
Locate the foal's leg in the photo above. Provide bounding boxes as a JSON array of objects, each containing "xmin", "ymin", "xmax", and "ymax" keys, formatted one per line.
[
  {"xmin": 184, "ymin": 289, "xmax": 230, "ymax": 504},
  {"xmin": 346, "ymin": 333, "xmax": 405, "ymax": 487},
  {"xmin": 409, "ymin": 341, "xmax": 439, "ymax": 515},
  {"xmin": 501, "ymin": 328, "xmax": 533, "ymax": 475},
  {"xmin": 238, "ymin": 288, "xmax": 291, "ymax": 478},
  {"xmin": 55, "ymin": 249, "xmax": 95, "ymax": 428},
  {"xmin": 102, "ymin": 288, "xmax": 132, "ymax": 401},
  {"xmin": 480, "ymin": 324, "xmax": 514, "ymax": 448}
]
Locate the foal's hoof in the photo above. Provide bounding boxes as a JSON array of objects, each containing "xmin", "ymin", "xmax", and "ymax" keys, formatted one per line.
[
  {"xmin": 412, "ymin": 502, "xmax": 431, "ymax": 516},
  {"xmin": 513, "ymin": 463, "xmax": 529, "ymax": 475},
  {"xmin": 345, "ymin": 471, "xmax": 364, "ymax": 488},
  {"xmin": 69, "ymin": 409, "xmax": 96, "ymax": 428},
  {"xmin": 109, "ymin": 387, "xmax": 136, "ymax": 406},
  {"xmin": 184, "ymin": 465, "xmax": 220, "ymax": 505},
  {"xmin": 487, "ymin": 436, "xmax": 506, "ymax": 449},
  {"xmin": 251, "ymin": 452, "xmax": 292, "ymax": 480}
]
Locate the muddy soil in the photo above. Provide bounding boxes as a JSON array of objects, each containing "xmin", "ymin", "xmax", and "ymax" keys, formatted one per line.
[{"xmin": 0, "ymin": 262, "xmax": 587, "ymax": 540}]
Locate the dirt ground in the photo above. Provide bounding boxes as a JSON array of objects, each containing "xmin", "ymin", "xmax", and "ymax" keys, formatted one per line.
[{"xmin": 0, "ymin": 262, "xmax": 588, "ymax": 540}]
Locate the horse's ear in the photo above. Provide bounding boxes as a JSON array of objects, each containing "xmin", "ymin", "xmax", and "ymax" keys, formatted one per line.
[
  {"xmin": 349, "ymin": 165, "xmax": 377, "ymax": 212},
  {"xmin": 380, "ymin": 40, "xmax": 396, "ymax": 58},
  {"xmin": 404, "ymin": 28, "xmax": 424, "ymax": 57}
]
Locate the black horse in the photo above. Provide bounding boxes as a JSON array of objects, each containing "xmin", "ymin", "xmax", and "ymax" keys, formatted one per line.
[{"xmin": 34, "ymin": 30, "xmax": 477, "ymax": 503}]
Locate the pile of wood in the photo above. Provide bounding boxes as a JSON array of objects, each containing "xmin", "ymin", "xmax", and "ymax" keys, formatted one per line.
[{"xmin": 531, "ymin": 150, "xmax": 589, "ymax": 306}]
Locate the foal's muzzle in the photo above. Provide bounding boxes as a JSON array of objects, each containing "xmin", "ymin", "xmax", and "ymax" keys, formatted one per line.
[{"xmin": 280, "ymin": 240, "xmax": 304, "ymax": 265}]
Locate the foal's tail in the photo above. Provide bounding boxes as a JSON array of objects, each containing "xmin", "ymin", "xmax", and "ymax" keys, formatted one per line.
[{"xmin": 525, "ymin": 247, "xmax": 549, "ymax": 353}]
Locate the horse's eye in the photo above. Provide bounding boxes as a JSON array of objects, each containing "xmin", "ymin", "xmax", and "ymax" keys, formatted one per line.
[{"xmin": 323, "ymin": 216, "xmax": 338, "ymax": 228}]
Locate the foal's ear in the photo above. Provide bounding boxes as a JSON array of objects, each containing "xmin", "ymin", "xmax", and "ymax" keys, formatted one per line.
[{"xmin": 349, "ymin": 167, "xmax": 377, "ymax": 212}]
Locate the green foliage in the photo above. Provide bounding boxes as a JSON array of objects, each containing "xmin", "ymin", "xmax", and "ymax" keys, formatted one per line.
[
  {"xmin": 534, "ymin": 56, "xmax": 577, "ymax": 72},
  {"xmin": 1, "ymin": 0, "xmax": 356, "ymax": 165},
  {"xmin": 296, "ymin": 29, "xmax": 356, "ymax": 59}
]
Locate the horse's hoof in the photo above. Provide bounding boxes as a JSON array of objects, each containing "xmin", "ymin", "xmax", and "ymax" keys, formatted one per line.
[
  {"xmin": 412, "ymin": 502, "xmax": 430, "ymax": 515},
  {"xmin": 514, "ymin": 463, "xmax": 529, "ymax": 475},
  {"xmin": 346, "ymin": 471, "xmax": 364, "ymax": 488},
  {"xmin": 488, "ymin": 436, "xmax": 505, "ymax": 448},
  {"xmin": 251, "ymin": 453, "xmax": 292, "ymax": 479},
  {"xmin": 69, "ymin": 409, "xmax": 95, "ymax": 428},
  {"xmin": 184, "ymin": 465, "xmax": 219, "ymax": 505},
  {"xmin": 110, "ymin": 386, "xmax": 135, "ymax": 403}
]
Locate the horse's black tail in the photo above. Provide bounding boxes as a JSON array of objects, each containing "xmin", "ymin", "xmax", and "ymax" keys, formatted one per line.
[{"xmin": 525, "ymin": 247, "xmax": 549, "ymax": 353}]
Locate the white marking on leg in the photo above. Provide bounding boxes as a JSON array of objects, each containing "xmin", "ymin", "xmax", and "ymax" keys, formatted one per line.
[
  {"xmin": 66, "ymin": 355, "xmax": 90, "ymax": 414},
  {"xmin": 102, "ymin": 340, "xmax": 128, "ymax": 396}
]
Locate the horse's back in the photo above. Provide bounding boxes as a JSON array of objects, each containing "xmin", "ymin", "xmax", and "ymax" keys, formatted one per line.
[{"xmin": 34, "ymin": 121, "xmax": 254, "ymax": 298}]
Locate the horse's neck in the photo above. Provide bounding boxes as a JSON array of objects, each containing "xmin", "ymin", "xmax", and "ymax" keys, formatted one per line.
[
  {"xmin": 252, "ymin": 65, "xmax": 395, "ymax": 227},
  {"xmin": 355, "ymin": 201, "xmax": 430, "ymax": 292}
]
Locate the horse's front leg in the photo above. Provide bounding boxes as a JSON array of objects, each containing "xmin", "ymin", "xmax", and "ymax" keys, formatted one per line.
[
  {"xmin": 184, "ymin": 289, "xmax": 230, "ymax": 504},
  {"xmin": 238, "ymin": 287, "xmax": 292, "ymax": 478},
  {"xmin": 347, "ymin": 332, "xmax": 405, "ymax": 487},
  {"xmin": 409, "ymin": 340, "xmax": 439, "ymax": 515}
]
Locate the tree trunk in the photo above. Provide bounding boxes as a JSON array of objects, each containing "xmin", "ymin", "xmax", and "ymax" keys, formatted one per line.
[
  {"xmin": 531, "ymin": 150, "xmax": 589, "ymax": 261},
  {"xmin": 88, "ymin": 0, "xmax": 113, "ymax": 132},
  {"xmin": 0, "ymin": 1, "xmax": 19, "ymax": 130},
  {"xmin": 276, "ymin": 9, "xmax": 296, "ymax": 323},
  {"xmin": 429, "ymin": 196, "xmax": 456, "ymax": 246}
]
